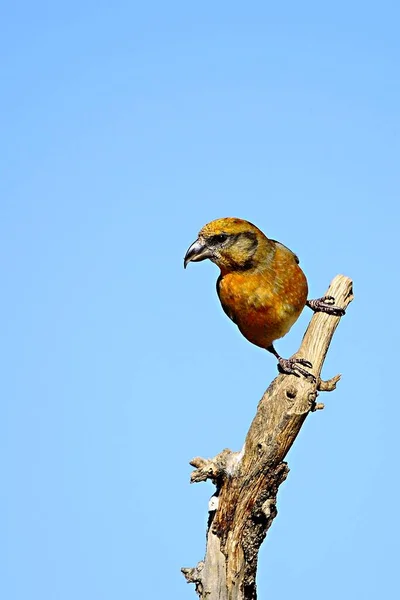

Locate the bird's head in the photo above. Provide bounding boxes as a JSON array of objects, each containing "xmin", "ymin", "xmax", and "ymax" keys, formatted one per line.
[{"xmin": 184, "ymin": 217, "xmax": 270, "ymax": 273}]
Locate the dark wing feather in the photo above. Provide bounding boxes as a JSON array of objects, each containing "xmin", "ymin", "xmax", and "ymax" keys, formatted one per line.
[{"xmin": 270, "ymin": 239, "xmax": 300, "ymax": 264}]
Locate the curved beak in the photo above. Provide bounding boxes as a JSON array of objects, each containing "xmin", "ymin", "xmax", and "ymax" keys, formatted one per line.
[{"xmin": 184, "ymin": 238, "xmax": 212, "ymax": 268}]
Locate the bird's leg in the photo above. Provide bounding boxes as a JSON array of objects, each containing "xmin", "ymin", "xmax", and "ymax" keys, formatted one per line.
[
  {"xmin": 306, "ymin": 296, "xmax": 345, "ymax": 316},
  {"xmin": 267, "ymin": 345, "xmax": 315, "ymax": 381}
]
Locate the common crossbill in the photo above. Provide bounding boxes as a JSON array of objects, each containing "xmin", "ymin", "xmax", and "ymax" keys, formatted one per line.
[{"xmin": 184, "ymin": 218, "xmax": 344, "ymax": 380}]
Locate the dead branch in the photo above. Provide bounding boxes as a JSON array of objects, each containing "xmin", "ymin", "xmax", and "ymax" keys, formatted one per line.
[{"xmin": 182, "ymin": 274, "xmax": 353, "ymax": 600}]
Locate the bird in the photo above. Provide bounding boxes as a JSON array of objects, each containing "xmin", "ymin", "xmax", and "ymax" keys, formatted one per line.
[{"xmin": 184, "ymin": 217, "xmax": 344, "ymax": 380}]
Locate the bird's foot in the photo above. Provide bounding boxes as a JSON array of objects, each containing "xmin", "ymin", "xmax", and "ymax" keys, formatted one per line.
[
  {"xmin": 307, "ymin": 296, "xmax": 345, "ymax": 316},
  {"xmin": 277, "ymin": 357, "xmax": 316, "ymax": 381}
]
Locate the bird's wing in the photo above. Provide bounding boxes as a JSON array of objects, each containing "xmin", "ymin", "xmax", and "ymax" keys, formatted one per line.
[{"xmin": 270, "ymin": 239, "xmax": 300, "ymax": 264}]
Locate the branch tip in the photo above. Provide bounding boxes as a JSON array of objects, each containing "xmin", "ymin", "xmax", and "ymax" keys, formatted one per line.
[
  {"xmin": 312, "ymin": 402, "xmax": 325, "ymax": 411},
  {"xmin": 181, "ymin": 561, "xmax": 204, "ymax": 596},
  {"xmin": 189, "ymin": 457, "xmax": 207, "ymax": 469},
  {"xmin": 189, "ymin": 449, "xmax": 234, "ymax": 483},
  {"xmin": 181, "ymin": 562, "xmax": 204, "ymax": 583},
  {"xmin": 318, "ymin": 374, "xmax": 341, "ymax": 392}
]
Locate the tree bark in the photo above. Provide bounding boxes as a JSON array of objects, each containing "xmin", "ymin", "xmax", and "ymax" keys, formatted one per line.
[{"xmin": 182, "ymin": 274, "xmax": 354, "ymax": 600}]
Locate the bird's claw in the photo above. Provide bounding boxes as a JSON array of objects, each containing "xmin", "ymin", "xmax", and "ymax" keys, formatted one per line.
[
  {"xmin": 277, "ymin": 357, "xmax": 316, "ymax": 381},
  {"xmin": 307, "ymin": 296, "xmax": 345, "ymax": 316}
]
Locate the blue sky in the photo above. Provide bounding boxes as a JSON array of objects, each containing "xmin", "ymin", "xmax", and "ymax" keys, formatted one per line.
[{"xmin": 1, "ymin": 2, "xmax": 399, "ymax": 599}]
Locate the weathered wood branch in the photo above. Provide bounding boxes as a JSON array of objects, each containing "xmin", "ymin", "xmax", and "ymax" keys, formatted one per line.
[{"xmin": 182, "ymin": 275, "xmax": 354, "ymax": 600}]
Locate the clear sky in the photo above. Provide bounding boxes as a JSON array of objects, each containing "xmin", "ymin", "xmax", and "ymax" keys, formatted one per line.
[{"xmin": 2, "ymin": 2, "xmax": 399, "ymax": 599}]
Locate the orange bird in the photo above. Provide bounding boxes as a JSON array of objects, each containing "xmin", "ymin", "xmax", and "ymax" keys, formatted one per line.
[{"xmin": 184, "ymin": 217, "xmax": 344, "ymax": 380}]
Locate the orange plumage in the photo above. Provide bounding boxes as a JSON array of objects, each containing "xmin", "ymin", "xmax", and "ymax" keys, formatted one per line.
[{"xmin": 184, "ymin": 217, "xmax": 343, "ymax": 379}]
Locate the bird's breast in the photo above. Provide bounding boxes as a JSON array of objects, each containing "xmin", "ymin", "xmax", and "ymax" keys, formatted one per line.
[{"xmin": 217, "ymin": 260, "xmax": 308, "ymax": 349}]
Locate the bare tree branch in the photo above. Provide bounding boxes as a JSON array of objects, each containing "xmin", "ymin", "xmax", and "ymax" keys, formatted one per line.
[{"xmin": 182, "ymin": 274, "xmax": 354, "ymax": 600}]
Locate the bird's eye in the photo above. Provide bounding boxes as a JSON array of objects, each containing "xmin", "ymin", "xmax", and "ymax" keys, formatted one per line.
[{"xmin": 210, "ymin": 233, "xmax": 228, "ymax": 245}]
